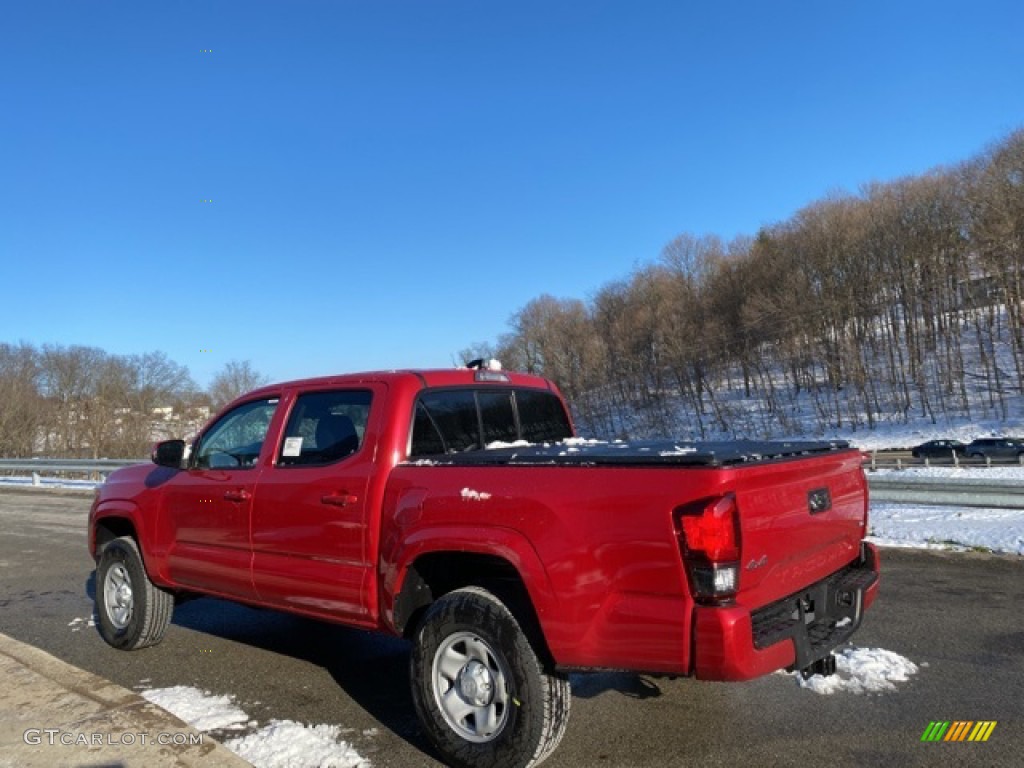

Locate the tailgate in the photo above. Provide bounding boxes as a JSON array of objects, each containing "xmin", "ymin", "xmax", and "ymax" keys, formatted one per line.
[{"xmin": 730, "ymin": 449, "xmax": 868, "ymax": 608}]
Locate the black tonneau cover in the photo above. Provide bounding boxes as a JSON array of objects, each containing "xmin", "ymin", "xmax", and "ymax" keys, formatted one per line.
[{"xmin": 409, "ymin": 439, "xmax": 852, "ymax": 468}]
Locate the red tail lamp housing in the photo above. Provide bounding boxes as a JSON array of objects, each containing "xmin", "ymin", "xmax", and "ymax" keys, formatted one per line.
[{"xmin": 674, "ymin": 493, "xmax": 742, "ymax": 605}]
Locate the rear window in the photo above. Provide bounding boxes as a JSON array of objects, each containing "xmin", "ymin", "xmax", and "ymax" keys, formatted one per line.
[
  {"xmin": 409, "ymin": 388, "xmax": 572, "ymax": 457},
  {"xmin": 516, "ymin": 389, "xmax": 573, "ymax": 443}
]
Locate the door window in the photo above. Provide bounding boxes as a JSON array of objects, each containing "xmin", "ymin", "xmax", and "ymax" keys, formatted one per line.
[
  {"xmin": 277, "ymin": 390, "xmax": 373, "ymax": 466},
  {"xmin": 193, "ymin": 398, "xmax": 279, "ymax": 469}
]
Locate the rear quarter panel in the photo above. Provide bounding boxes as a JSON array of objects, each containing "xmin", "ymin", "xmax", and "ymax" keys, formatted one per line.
[
  {"xmin": 381, "ymin": 449, "xmax": 869, "ymax": 676},
  {"xmin": 382, "ymin": 463, "xmax": 716, "ymax": 674}
]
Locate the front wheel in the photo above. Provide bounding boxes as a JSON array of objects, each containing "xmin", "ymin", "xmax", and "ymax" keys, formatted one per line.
[
  {"xmin": 95, "ymin": 536, "xmax": 174, "ymax": 650},
  {"xmin": 410, "ymin": 587, "xmax": 571, "ymax": 768}
]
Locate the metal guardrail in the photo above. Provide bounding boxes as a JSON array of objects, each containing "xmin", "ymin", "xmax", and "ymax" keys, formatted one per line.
[
  {"xmin": 862, "ymin": 451, "xmax": 1024, "ymax": 470},
  {"xmin": 0, "ymin": 458, "xmax": 143, "ymax": 486},
  {"xmin": 0, "ymin": 459, "xmax": 142, "ymax": 472},
  {"xmin": 865, "ymin": 474, "xmax": 1024, "ymax": 509}
]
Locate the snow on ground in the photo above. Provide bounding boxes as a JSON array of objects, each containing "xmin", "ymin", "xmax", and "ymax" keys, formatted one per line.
[
  {"xmin": 141, "ymin": 686, "xmax": 251, "ymax": 732},
  {"xmin": 226, "ymin": 721, "xmax": 369, "ymax": 768},
  {"xmin": 871, "ymin": 465, "xmax": 1024, "ymax": 479},
  {"xmin": 868, "ymin": 502, "xmax": 1024, "ymax": 555},
  {"xmin": 67, "ymin": 616, "xmax": 96, "ymax": 632},
  {"xmin": 862, "ymin": 464, "xmax": 1024, "ymax": 555},
  {"xmin": 831, "ymin": 420, "xmax": 1024, "ymax": 452},
  {"xmin": 139, "ymin": 685, "xmax": 370, "ymax": 768},
  {"xmin": 784, "ymin": 647, "xmax": 921, "ymax": 695}
]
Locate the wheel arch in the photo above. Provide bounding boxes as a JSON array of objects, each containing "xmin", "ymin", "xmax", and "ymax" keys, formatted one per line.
[
  {"xmin": 92, "ymin": 515, "xmax": 139, "ymax": 559},
  {"xmin": 389, "ymin": 532, "xmax": 559, "ymax": 667}
]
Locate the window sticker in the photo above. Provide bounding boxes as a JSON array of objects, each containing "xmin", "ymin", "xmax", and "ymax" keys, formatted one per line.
[{"xmin": 282, "ymin": 436, "xmax": 303, "ymax": 457}]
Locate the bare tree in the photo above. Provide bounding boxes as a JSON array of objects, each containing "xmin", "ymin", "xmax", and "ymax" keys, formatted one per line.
[
  {"xmin": 0, "ymin": 343, "xmax": 43, "ymax": 456},
  {"xmin": 208, "ymin": 360, "xmax": 269, "ymax": 409}
]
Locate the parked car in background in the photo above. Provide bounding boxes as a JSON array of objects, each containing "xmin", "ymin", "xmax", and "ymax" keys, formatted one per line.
[
  {"xmin": 965, "ymin": 437, "xmax": 1024, "ymax": 460},
  {"xmin": 911, "ymin": 439, "xmax": 967, "ymax": 459}
]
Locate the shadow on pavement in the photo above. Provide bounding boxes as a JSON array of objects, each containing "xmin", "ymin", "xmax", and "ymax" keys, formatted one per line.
[
  {"xmin": 570, "ymin": 671, "xmax": 663, "ymax": 699},
  {"xmin": 170, "ymin": 596, "xmax": 436, "ymax": 760}
]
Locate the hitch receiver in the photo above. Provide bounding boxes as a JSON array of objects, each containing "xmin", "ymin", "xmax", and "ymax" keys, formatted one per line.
[{"xmin": 800, "ymin": 653, "xmax": 837, "ymax": 679}]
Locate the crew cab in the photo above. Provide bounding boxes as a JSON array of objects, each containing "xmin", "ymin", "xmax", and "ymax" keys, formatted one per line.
[{"xmin": 89, "ymin": 365, "xmax": 879, "ymax": 768}]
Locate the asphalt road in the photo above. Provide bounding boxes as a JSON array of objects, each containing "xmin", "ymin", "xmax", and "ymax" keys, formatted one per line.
[{"xmin": 1, "ymin": 488, "xmax": 1021, "ymax": 767}]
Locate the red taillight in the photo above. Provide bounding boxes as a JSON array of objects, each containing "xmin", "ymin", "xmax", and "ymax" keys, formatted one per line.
[
  {"xmin": 675, "ymin": 494, "xmax": 742, "ymax": 604},
  {"xmin": 678, "ymin": 494, "xmax": 741, "ymax": 561}
]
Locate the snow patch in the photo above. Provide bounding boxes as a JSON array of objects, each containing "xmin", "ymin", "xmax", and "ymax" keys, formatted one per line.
[
  {"xmin": 141, "ymin": 686, "xmax": 249, "ymax": 732},
  {"xmin": 560, "ymin": 437, "xmax": 607, "ymax": 447},
  {"xmin": 68, "ymin": 616, "xmax": 96, "ymax": 632},
  {"xmin": 485, "ymin": 440, "xmax": 533, "ymax": 449},
  {"xmin": 658, "ymin": 445, "xmax": 698, "ymax": 456},
  {"xmin": 787, "ymin": 647, "xmax": 919, "ymax": 695},
  {"xmin": 141, "ymin": 686, "xmax": 372, "ymax": 767},
  {"xmin": 226, "ymin": 720, "xmax": 369, "ymax": 768},
  {"xmin": 460, "ymin": 487, "xmax": 492, "ymax": 501}
]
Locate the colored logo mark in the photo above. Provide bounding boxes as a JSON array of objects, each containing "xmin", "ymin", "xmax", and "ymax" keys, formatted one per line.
[{"xmin": 921, "ymin": 721, "xmax": 997, "ymax": 742}]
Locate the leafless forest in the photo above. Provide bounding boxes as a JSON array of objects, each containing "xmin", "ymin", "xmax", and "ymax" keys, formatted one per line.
[
  {"xmin": 468, "ymin": 130, "xmax": 1024, "ymax": 440},
  {"xmin": 0, "ymin": 348, "xmax": 266, "ymax": 458}
]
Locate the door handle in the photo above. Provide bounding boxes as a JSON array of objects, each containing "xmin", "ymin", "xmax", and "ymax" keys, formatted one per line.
[
  {"xmin": 224, "ymin": 489, "xmax": 251, "ymax": 502},
  {"xmin": 321, "ymin": 493, "xmax": 358, "ymax": 507}
]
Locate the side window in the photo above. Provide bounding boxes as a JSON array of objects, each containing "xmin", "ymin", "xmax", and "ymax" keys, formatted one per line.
[
  {"xmin": 277, "ymin": 390, "xmax": 372, "ymax": 467},
  {"xmin": 516, "ymin": 390, "xmax": 573, "ymax": 443},
  {"xmin": 194, "ymin": 398, "xmax": 279, "ymax": 470}
]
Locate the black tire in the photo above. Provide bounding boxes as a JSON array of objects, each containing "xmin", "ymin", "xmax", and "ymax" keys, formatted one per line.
[
  {"xmin": 410, "ymin": 586, "xmax": 571, "ymax": 768},
  {"xmin": 95, "ymin": 536, "xmax": 174, "ymax": 650}
]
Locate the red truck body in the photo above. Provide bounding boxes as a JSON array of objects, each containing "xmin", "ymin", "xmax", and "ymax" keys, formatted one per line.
[{"xmin": 89, "ymin": 367, "xmax": 879, "ymax": 766}]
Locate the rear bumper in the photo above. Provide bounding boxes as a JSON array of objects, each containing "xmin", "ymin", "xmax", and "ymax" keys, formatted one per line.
[{"xmin": 693, "ymin": 542, "xmax": 880, "ymax": 681}]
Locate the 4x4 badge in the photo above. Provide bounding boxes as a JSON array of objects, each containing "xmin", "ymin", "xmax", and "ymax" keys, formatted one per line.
[{"xmin": 746, "ymin": 554, "xmax": 768, "ymax": 571}]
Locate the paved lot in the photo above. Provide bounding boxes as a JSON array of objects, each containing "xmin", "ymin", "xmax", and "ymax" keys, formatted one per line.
[{"xmin": 0, "ymin": 487, "xmax": 1021, "ymax": 766}]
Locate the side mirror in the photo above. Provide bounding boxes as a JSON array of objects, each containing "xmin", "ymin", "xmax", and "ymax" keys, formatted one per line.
[{"xmin": 152, "ymin": 439, "xmax": 186, "ymax": 469}]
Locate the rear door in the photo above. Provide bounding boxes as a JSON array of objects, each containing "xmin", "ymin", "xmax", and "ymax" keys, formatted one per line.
[{"xmin": 250, "ymin": 385, "xmax": 383, "ymax": 623}]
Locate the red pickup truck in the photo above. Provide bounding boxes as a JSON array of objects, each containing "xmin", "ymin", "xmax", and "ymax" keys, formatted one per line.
[{"xmin": 89, "ymin": 366, "xmax": 879, "ymax": 768}]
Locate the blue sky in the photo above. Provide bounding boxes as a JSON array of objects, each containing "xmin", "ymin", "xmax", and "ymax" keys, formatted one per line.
[{"xmin": 2, "ymin": 0, "xmax": 1022, "ymax": 388}]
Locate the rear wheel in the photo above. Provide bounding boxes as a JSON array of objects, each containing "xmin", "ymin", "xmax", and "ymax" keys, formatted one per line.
[
  {"xmin": 410, "ymin": 587, "xmax": 570, "ymax": 768},
  {"xmin": 95, "ymin": 536, "xmax": 174, "ymax": 650}
]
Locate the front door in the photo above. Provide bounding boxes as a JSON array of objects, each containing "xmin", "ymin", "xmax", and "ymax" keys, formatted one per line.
[{"xmin": 162, "ymin": 396, "xmax": 280, "ymax": 599}]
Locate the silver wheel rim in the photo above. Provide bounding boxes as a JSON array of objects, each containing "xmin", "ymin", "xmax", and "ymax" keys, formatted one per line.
[
  {"xmin": 431, "ymin": 631, "xmax": 511, "ymax": 743},
  {"xmin": 103, "ymin": 563, "xmax": 134, "ymax": 630}
]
